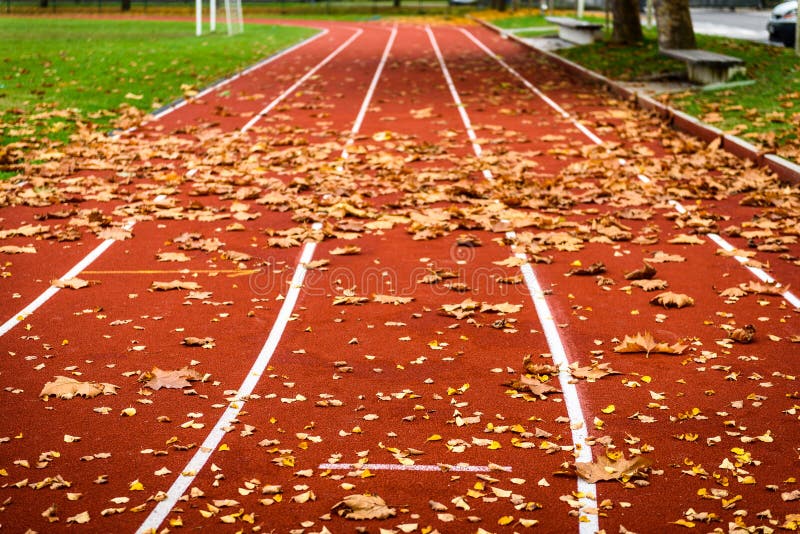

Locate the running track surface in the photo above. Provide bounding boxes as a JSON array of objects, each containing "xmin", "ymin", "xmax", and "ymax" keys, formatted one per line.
[{"xmin": 0, "ymin": 19, "xmax": 798, "ymax": 534}]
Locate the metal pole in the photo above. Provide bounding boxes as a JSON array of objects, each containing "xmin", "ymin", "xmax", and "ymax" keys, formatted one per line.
[
  {"xmin": 196, "ymin": 0, "xmax": 202, "ymax": 36},
  {"xmin": 210, "ymin": 0, "xmax": 216, "ymax": 32}
]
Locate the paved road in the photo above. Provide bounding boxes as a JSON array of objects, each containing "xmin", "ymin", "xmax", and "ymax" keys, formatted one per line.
[{"xmin": 689, "ymin": 7, "xmax": 771, "ymax": 42}]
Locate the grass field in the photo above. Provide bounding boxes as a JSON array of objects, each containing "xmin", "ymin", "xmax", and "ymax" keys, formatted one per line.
[
  {"xmin": 0, "ymin": 18, "xmax": 317, "ymax": 170},
  {"xmin": 490, "ymin": 11, "xmax": 800, "ymax": 163}
]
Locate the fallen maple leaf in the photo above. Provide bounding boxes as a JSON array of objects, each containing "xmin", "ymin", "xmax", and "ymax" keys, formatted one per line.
[
  {"xmin": 373, "ymin": 294, "xmax": 414, "ymax": 305},
  {"xmin": 0, "ymin": 245, "xmax": 36, "ymax": 254},
  {"xmin": 330, "ymin": 245, "xmax": 361, "ymax": 256},
  {"xmin": 624, "ymin": 263, "xmax": 656, "ymax": 281},
  {"xmin": 565, "ymin": 261, "xmax": 606, "ymax": 276},
  {"xmin": 156, "ymin": 252, "xmax": 190, "ymax": 262},
  {"xmin": 40, "ymin": 376, "xmax": 119, "ymax": 399},
  {"xmin": 729, "ymin": 324, "xmax": 755, "ymax": 344},
  {"xmin": 613, "ymin": 332, "xmax": 687, "ymax": 356},
  {"xmin": 650, "ymin": 292, "xmax": 694, "ymax": 308},
  {"xmin": 506, "ymin": 375, "xmax": 561, "ymax": 400},
  {"xmin": 52, "ymin": 278, "xmax": 91, "ymax": 289},
  {"xmin": 631, "ymin": 279, "xmax": 668, "ymax": 292},
  {"xmin": 573, "ymin": 454, "xmax": 652, "ymax": 483},
  {"xmin": 570, "ymin": 362, "xmax": 620, "ymax": 381},
  {"xmin": 182, "ymin": 337, "xmax": 215, "ymax": 349},
  {"xmin": 332, "ymin": 494, "xmax": 396, "ymax": 520},
  {"xmin": 140, "ymin": 367, "xmax": 203, "ymax": 390},
  {"xmin": 150, "ymin": 280, "xmax": 201, "ymax": 291}
]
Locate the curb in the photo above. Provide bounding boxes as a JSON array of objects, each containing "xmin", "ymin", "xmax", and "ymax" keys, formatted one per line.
[{"xmin": 473, "ymin": 17, "xmax": 798, "ymax": 185}]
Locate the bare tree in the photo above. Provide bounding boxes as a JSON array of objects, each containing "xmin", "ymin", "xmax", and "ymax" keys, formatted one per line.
[
  {"xmin": 611, "ymin": 0, "xmax": 644, "ymax": 44},
  {"xmin": 655, "ymin": 0, "xmax": 696, "ymax": 49}
]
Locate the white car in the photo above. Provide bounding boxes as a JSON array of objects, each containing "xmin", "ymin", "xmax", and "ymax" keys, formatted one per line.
[{"xmin": 767, "ymin": 0, "xmax": 797, "ymax": 47}]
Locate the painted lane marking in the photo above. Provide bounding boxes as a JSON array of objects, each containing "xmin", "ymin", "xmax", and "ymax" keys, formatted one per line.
[
  {"xmin": 465, "ymin": 29, "xmax": 799, "ymax": 309},
  {"xmin": 0, "ymin": 220, "xmax": 136, "ymax": 338},
  {"xmin": 148, "ymin": 29, "xmax": 330, "ymax": 122},
  {"xmin": 460, "ymin": 28, "xmax": 604, "ymax": 146},
  {"xmin": 240, "ymin": 28, "xmax": 364, "ymax": 133},
  {"xmin": 341, "ymin": 25, "xmax": 398, "ymax": 161},
  {"xmin": 319, "ymin": 463, "xmax": 512, "ymax": 473},
  {"xmin": 507, "ymin": 231, "xmax": 599, "ymax": 533},
  {"xmin": 82, "ymin": 269, "xmax": 259, "ymax": 276},
  {"xmin": 426, "ymin": 26, "xmax": 490, "ymax": 177},
  {"xmin": 136, "ymin": 223, "xmax": 322, "ymax": 534}
]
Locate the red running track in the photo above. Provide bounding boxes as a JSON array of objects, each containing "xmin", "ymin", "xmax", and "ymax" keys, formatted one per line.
[{"xmin": 0, "ymin": 19, "xmax": 798, "ymax": 534}]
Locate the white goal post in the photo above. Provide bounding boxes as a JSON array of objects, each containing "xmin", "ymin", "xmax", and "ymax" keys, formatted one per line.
[{"xmin": 196, "ymin": 0, "xmax": 243, "ymax": 36}]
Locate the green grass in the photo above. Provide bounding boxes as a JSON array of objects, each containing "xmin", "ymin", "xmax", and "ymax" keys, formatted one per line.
[
  {"xmin": 0, "ymin": 18, "xmax": 317, "ymax": 162},
  {"xmin": 492, "ymin": 13, "xmax": 800, "ymax": 161}
]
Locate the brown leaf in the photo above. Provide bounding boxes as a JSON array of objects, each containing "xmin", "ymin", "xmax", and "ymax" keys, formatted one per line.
[
  {"xmin": 650, "ymin": 292, "xmax": 694, "ymax": 308},
  {"xmin": 440, "ymin": 298, "xmax": 480, "ymax": 319},
  {"xmin": 332, "ymin": 494, "xmax": 396, "ymax": 520},
  {"xmin": 730, "ymin": 324, "xmax": 755, "ymax": 344},
  {"xmin": 52, "ymin": 278, "xmax": 91, "ymax": 290},
  {"xmin": 182, "ymin": 337, "xmax": 216, "ymax": 349},
  {"xmin": 566, "ymin": 261, "xmax": 606, "ymax": 276},
  {"xmin": 150, "ymin": 280, "xmax": 201, "ymax": 291},
  {"xmin": 0, "ymin": 245, "xmax": 36, "ymax": 254},
  {"xmin": 140, "ymin": 367, "xmax": 203, "ymax": 390},
  {"xmin": 631, "ymin": 279, "xmax": 668, "ymax": 292},
  {"xmin": 668, "ymin": 234, "xmax": 705, "ymax": 245},
  {"xmin": 647, "ymin": 251, "xmax": 686, "ymax": 263},
  {"xmin": 373, "ymin": 294, "xmax": 414, "ymax": 305},
  {"xmin": 156, "ymin": 252, "xmax": 190, "ymax": 262},
  {"xmin": 506, "ymin": 375, "xmax": 561, "ymax": 400},
  {"xmin": 624, "ymin": 263, "xmax": 656, "ymax": 281},
  {"xmin": 570, "ymin": 362, "xmax": 620, "ymax": 381},
  {"xmin": 480, "ymin": 302, "xmax": 522, "ymax": 314},
  {"xmin": 303, "ymin": 259, "xmax": 330, "ymax": 270},
  {"xmin": 613, "ymin": 332, "xmax": 687, "ymax": 356},
  {"xmin": 40, "ymin": 376, "xmax": 119, "ymax": 400},
  {"xmin": 574, "ymin": 454, "xmax": 652, "ymax": 483},
  {"xmin": 330, "ymin": 245, "xmax": 361, "ymax": 256}
]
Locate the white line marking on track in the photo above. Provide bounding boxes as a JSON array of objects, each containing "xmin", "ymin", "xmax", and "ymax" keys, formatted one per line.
[
  {"xmin": 341, "ymin": 25, "xmax": 397, "ymax": 161},
  {"xmin": 507, "ymin": 234, "xmax": 599, "ymax": 532},
  {"xmin": 240, "ymin": 28, "xmax": 364, "ymax": 133},
  {"xmin": 148, "ymin": 29, "xmax": 330, "ymax": 122},
  {"xmin": 426, "ymin": 26, "xmax": 490, "ymax": 176},
  {"xmin": 136, "ymin": 223, "xmax": 322, "ymax": 534},
  {"xmin": 0, "ymin": 219, "xmax": 136, "ymax": 338},
  {"xmin": 464, "ymin": 29, "xmax": 800, "ymax": 309},
  {"xmin": 429, "ymin": 24, "xmax": 597, "ymax": 531},
  {"xmin": 318, "ymin": 463, "xmax": 512, "ymax": 472}
]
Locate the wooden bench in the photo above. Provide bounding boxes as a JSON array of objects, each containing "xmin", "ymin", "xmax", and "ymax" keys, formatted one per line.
[
  {"xmin": 661, "ymin": 49, "xmax": 746, "ymax": 85},
  {"xmin": 544, "ymin": 16, "xmax": 603, "ymax": 45}
]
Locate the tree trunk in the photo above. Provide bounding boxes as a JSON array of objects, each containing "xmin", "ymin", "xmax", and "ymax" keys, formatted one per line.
[
  {"xmin": 491, "ymin": 0, "xmax": 506, "ymax": 11},
  {"xmin": 121, "ymin": 0, "xmax": 131, "ymax": 10},
  {"xmin": 654, "ymin": 0, "xmax": 696, "ymax": 49},
  {"xmin": 393, "ymin": 0, "xmax": 400, "ymax": 7},
  {"xmin": 39, "ymin": 0, "xmax": 48, "ymax": 6},
  {"xmin": 611, "ymin": 0, "xmax": 644, "ymax": 44}
]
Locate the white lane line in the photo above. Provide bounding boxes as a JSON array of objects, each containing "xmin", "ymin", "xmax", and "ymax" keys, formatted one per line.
[
  {"xmin": 149, "ymin": 29, "xmax": 330, "ymax": 122},
  {"xmin": 0, "ymin": 219, "xmax": 136, "ymax": 338},
  {"xmin": 464, "ymin": 29, "xmax": 800, "ymax": 308},
  {"xmin": 240, "ymin": 28, "xmax": 364, "ymax": 133},
  {"xmin": 319, "ymin": 463, "xmax": 512, "ymax": 472},
  {"xmin": 460, "ymin": 28, "xmax": 604, "ymax": 146},
  {"xmin": 136, "ymin": 223, "xmax": 322, "ymax": 534},
  {"xmin": 426, "ymin": 26, "xmax": 490, "ymax": 176},
  {"xmin": 341, "ymin": 25, "xmax": 397, "ymax": 161},
  {"xmin": 507, "ymin": 232, "xmax": 599, "ymax": 533}
]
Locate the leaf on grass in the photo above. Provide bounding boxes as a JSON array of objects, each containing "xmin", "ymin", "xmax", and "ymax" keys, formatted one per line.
[
  {"xmin": 332, "ymin": 494, "xmax": 396, "ymax": 520},
  {"xmin": 506, "ymin": 375, "xmax": 561, "ymax": 400},
  {"xmin": 566, "ymin": 262, "xmax": 606, "ymax": 276},
  {"xmin": 650, "ymin": 292, "xmax": 694, "ymax": 308},
  {"xmin": 631, "ymin": 279, "xmax": 668, "ymax": 292},
  {"xmin": 613, "ymin": 332, "xmax": 687, "ymax": 356},
  {"xmin": 140, "ymin": 367, "xmax": 203, "ymax": 390},
  {"xmin": 624, "ymin": 263, "xmax": 656, "ymax": 281},
  {"xmin": 150, "ymin": 280, "xmax": 201, "ymax": 291},
  {"xmin": 573, "ymin": 454, "xmax": 652, "ymax": 483},
  {"xmin": 0, "ymin": 245, "xmax": 36, "ymax": 254},
  {"xmin": 40, "ymin": 376, "xmax": 119, "ymax": 400},
  {"xmin": 52, "ymin": 278, "xmax": 91, "ymax": 290},
  {"xmin": 373, "ymin": 294, "xmax": 414, "ymax": 305}
]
